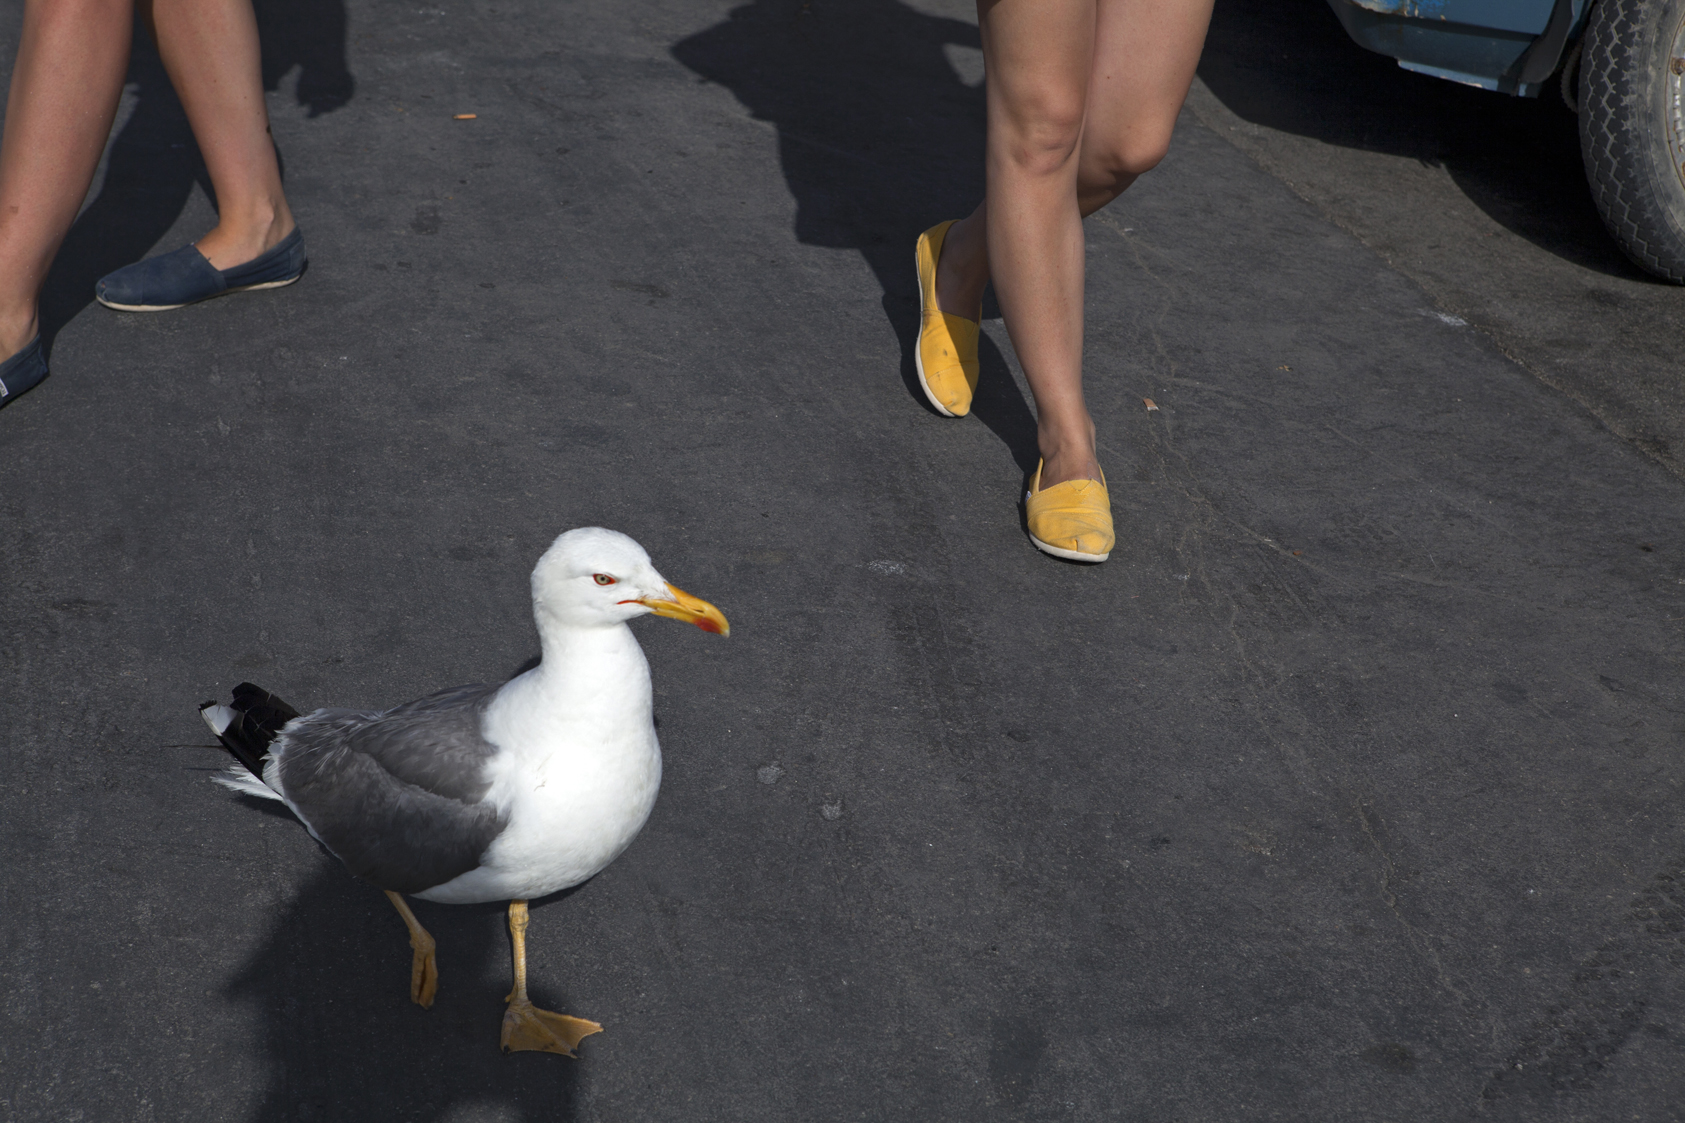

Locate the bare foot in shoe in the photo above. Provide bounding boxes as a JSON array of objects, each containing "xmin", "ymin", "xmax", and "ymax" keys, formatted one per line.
[
  {"xmin": 1037, "ymin": 431, "xmax": 1103, "ymax": 489},
  {"xmin": 0, "ymin": 306, "xmax": 39, "ymax": 362},
  {"xmin": 195, "ymin": 203, "xmax": 296, "ymax": 272}
]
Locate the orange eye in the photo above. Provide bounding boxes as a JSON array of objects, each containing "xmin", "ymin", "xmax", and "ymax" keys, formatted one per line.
[{"xmin": 593, "ymin": 573, "xmax": 616, "ymax": 586}]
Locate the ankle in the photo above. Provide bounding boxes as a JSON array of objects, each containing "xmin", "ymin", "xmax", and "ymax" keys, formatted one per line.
[
  {"xmin": 935, "ymin": 216, "xmax": 987, "ymax": 318},
  {"xmin": 257, "ymin": 200, "xmax": 295, "ymax": 245},
  {"xmin": 196, "ymin": 200, "xmax": 295, "ymax": 269},
  {"xmin": 1037, "ymin": 425, "xmax": 1101, "ymax": 485},
  {"xmin": 0, "ymin": 305, "xmax": 39, "ymax": 359}
]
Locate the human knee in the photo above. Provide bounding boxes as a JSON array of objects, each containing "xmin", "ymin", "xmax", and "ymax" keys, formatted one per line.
[
  {"xmin": 1087, "ymin": 128, "xmax": 1175, "ymax": 184},
  {"xmin": 996, "ymin": 93, "xmax": 1087, "ymax": 177},
  {"xmin": 1125, "ymin": 133, "xmax": 1173, "ymax": 176}
]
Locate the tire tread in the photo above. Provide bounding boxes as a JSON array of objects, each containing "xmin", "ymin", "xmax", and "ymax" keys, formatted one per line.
[{"xmin": 1580, "ymin": 0, "xmax": 1685, "ymax": 282}]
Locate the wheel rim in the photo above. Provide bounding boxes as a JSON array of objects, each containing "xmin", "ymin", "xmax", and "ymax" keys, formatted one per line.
[{"xmin": 1667, "ymin": 12, "xmax": 1685, "ymax": 191}]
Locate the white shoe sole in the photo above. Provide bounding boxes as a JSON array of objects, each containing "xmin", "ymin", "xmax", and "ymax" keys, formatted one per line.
[
  {"xmin": 913, "ymin": 342, "xmax": 960, "ymax": 418},
  {"xmin": 97, "ymin": 274, "xmax": 301, "ymax": 313},
  {"xmin": 1028, "ymin": 533, "xmax": 1110, "ymax": 563}
]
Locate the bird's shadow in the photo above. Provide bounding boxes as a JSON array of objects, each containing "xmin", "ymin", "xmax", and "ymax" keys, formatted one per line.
[
  {"xmin": 226, "ymin": 862, "xmax": 586, "ymax": 1122},
  {"xmin": 672, "ymin": 0, "xmax": 1041, "ymax": 470},
  {"xmin": 38, "ymin": 0, "xmax": 353, "ymax": 354}
]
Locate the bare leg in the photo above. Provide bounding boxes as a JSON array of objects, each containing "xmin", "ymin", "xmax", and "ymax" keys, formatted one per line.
[
  {"xmin": 140, "ymin": 0, "xmax": 294, "ymax": 269},
  {"xmin": 0, "ymin": 0, "xmax": 134, "ymax": 359},
  {"xmin": 501, "ymin": 899, "xmax": 603, "ymax": 1057},
  {"xmin": 1075, "ymin": 0, "xmax": 1213, "ymax": 215},
  {"xmin": 976, "ymin": 0, "xmax": 1097, "ymax": 488},
  {"xmin": 384, "ymin": 890, "xmax": 439, "ymax": 1008},
  {"xmin": 935, "ymin": 0, "xmax": 1213, "ymax": 487}
]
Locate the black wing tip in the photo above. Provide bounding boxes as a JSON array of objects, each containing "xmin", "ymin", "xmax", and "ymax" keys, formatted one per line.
[
  {"xmin": 228, "ymin": 682, "xmax": 303, "ymax": 723},
  {"xmin": 203, "ymin": 681, "xmax": 303, "ymax": 780}
]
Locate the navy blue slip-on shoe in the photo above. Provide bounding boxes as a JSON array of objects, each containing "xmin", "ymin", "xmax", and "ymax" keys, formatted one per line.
[
  {"xmin": 0, "ymin": 335, "xmax": 47, "ymax": 409},
  {"xmin": 95, "ymin": 227, "xmax": 306, "ymax": 312}
]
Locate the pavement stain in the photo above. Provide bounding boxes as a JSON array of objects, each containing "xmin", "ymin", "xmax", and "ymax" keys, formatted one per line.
[
  {"xmin": 50, "ymin": 598, "xmax": 116, "ymax": 619},
  {"xmin": 1360, "ymin": 1041, "xmax": 1420, "ymax": 1075},
  {"xmin": 1481, "ymin": 851, "xmax": 1685, "ymax": 1105},
  {"xmin": 987, "ymin": 1014, "xmax": 1049, "ymax": 1108},
  {"xmin": 409, "ymin": 204, "xmax": 441, "ymax": 235},
  {"xmin": 609, "ymin": 279, "xmax": 670, "ymax": 298}
]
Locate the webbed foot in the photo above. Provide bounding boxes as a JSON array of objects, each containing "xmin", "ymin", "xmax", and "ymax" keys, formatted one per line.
[{"xmin": 500, "ymin": 997, "xmax": 602, "ymax": 1056}]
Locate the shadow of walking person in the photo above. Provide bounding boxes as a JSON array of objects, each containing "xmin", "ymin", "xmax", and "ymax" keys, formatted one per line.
[
  {"xmin": 672, "ymin": 0, "xmax": 1041, "ymax": 475},
  {"xmin": 254, "ymin": 0, "xmax": 355, "ymax": 118},
  {"xmin": 38, "ymin": 0, "xmax": 354, "ymax": 350},
  {"xmin": 226, "ymin": 857, "xmax": 583, "ymax": 1122}
]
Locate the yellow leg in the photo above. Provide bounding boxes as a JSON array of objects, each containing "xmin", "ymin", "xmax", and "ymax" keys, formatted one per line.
[
  {"xmin": 384, "ymin": 890, "xmax": 439, "ymax": 1009},
  {"xmin": 500, "ymin": 899, "xmax": 603, "ymax": 1057}
]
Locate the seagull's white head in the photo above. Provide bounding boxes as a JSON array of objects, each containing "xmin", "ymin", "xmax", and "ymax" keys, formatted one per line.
[{"xmin": 530, "ymin": 527, "xmax": 729, "ymax": 636}]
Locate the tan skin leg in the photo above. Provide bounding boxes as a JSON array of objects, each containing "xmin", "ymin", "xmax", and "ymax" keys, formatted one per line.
[
  {"xmin": 384, "ymin": 891, "xmax": 439, "ymax": 1008},
  {"xmin": 140, "ymin": 0, "xmax": 294, "ymax": 268},
  {"xmin": 0, "ymin": 0, "xmax": 133, "ymax": 358},
  {"xmin": 500, "ymin": 899, "xmax": 603, "ymax": 1057},
  {"xmin": 934, "ymin": 0, "xmax": 1215, "ymax": 489},
  {"xmin": 0, "ymin": 0, "xmax": 295, "ymax": 362}
]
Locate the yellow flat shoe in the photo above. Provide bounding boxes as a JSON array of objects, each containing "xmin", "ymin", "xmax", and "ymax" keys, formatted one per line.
[
  {"xmin": 915, "ymin": 220, "xmax": 980, "ymax": 417},
  {"xmin": 1025, "ymin": 460, "xmax": 1114, "ymax": 563}
]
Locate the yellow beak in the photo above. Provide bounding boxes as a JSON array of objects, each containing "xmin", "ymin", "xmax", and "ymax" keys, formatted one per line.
[{"xmin": 632, "ymin": 583, "xmax": 730, "ymax": 636}]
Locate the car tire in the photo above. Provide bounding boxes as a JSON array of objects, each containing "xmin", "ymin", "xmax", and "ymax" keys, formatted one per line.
[{"xmin": 1579, "ymin": 0, "xmax": 1685, "ymax": 282}]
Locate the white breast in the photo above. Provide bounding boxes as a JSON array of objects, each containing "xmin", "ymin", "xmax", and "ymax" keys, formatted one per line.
[{"xmin": 414, "ymin": 624, "xmax": 663, "ymax": 905}]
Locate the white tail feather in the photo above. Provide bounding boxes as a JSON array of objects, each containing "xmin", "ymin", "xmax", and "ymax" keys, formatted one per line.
[
  {"xmin": 212, "ymin": 763, "xmax": 282, "ymax": 800},
  {"xmin": 200, "ymin": 704, "xmax": 236, "ymax": 736}
]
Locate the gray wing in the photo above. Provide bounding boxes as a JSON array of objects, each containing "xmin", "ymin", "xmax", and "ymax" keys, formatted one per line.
[{"xmin": 276, "ymin": 683, "xmax": 508, "ymax": 895}]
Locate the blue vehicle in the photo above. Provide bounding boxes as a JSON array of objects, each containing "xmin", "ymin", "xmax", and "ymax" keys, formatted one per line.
[{"xmin": 1328, "ymin": 0, "xmax": 1685, "ymax": 281}]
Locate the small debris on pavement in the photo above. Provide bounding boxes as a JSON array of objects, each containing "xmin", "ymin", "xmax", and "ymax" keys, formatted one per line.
[
  {"xmin": 1143, "ymin": 397, "xmax": 1159, "ymax": 411},
  {"xmin": 454, "ymin": 113, "xmax": 477, "ymax": 120}
]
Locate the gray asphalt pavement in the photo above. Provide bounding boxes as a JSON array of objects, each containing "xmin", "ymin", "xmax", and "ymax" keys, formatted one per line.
[
  {"xmin": 1193, "ymin": 0, "xmax": 1685, "ymax": 481},
  {"xmin": 3, "ymin": 0, "xmax": 1684, "ymax": 1120}
]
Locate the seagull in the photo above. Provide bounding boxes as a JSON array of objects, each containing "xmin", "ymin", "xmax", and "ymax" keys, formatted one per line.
[{"xmin": 199, "ymin": 527, "xmax": 728, "ymax": 1056}]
